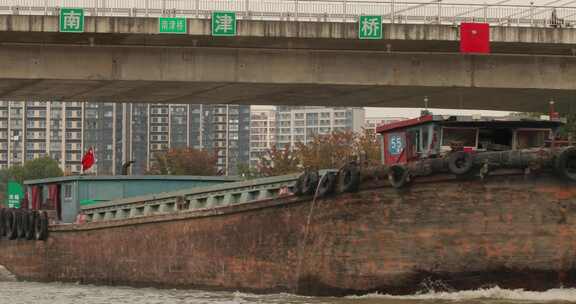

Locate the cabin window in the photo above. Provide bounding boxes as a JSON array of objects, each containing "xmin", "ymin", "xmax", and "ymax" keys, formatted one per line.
[
  {"xmin": 516, "ymin": 129, "xmax": 549, "ymax": 149},
  {"xmin": 442, "ymin": 128, "xmax": 477, "ymax": 147},
  {"xmin": 429, "ymin": 126, "xmax": 441, "ymax": 153},
  {"xmin": 478, "ymin": 128, "xmax": 513, "ymax": 151},
  {"xmin": 420, "ymin": 126, "xmax": 431, "ymax": 152},
  {"xmin": 408, "ymin": 129, "xmax": 421, "ymax": 153},
  {"xmin": 63, "ymin": 184, "xmax": 72, "ymax": 199}
]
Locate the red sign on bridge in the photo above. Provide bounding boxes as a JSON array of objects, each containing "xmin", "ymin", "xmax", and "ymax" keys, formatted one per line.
[{"xmin": 460, "ymin": 22, "xmax": 490, "ymax": 54}]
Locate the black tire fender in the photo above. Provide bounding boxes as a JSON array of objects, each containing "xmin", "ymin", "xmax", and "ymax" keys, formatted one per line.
[
  {"xmin": 338, "ymin": 163, "xmax": 361, "ymax": 193},
  {"xmin": 17, "ymin": 210, "xmax": 27, "ymax": 239},
  {"xmin": 555, "ymin": 147, "xmax": 576, "ymax": 181},
  {"xmin": 301, "ymin": 171, "xmax": 319, "ymax": 195},
  {"xmin": 25, "ymin": 211, "xmax": 36, "ymax": 240},
  {"xmin": 0, "ymin": 208, "xmax": 5, "ymax": 237},
  {"xmin": 316, "ymin": 172, "xmax": 337, "ymax": 197},
  {"xmin": 388, "ymin": 165, "xmax": 411, "ymax": 189},
  {"xmin": 5, "ymin": 209, "xmax": 17, "ymax": 240},
  {"xmin": 292, "ymin": 175, "xmax": 303, "ymax": 196},
  {"xmin": 448, "ymin": 151, "xmax": 475, "ymax": 175},
  {"xmin": 34, "ymin": 211, "xmax": 49, "ymax": 241}
]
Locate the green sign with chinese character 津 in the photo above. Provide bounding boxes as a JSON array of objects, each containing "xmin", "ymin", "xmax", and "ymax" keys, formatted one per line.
[
  {"xmin": 212, "ymin": 12, "xmax": 236, "ymax": 36},
  {"xmin": 159, "ymin": 17, "xmax": 187, "ymax": 34},
  {"xmin": 60, "ymin": 8, "xmax": 84, "ymax": 33},
  {"xmin": 7, "ymin": 181, "xmax": 23, "ymax": 209},
  {"xmin": 359, "ymin": 15, "xmax": 382, "ymax": 39}
]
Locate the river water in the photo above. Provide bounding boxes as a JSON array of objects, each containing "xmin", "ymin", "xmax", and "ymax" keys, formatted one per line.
[{"xmin": 2, "ymin": 282, "xmax": 576, "ymax": 304}]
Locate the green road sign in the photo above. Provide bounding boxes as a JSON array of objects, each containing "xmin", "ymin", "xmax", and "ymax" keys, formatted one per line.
[
  {"xmin": 159, "ymin": 17, "xmax": 187, "ymax": 34},
  {"xmin": 359, "ymin": 15, "xmax": 382, "ymax": 39},
  {"xmin": 212, "ymin": 12, "xmax": 236, "ymax": 36},
  {"xmin": 60, "ymin": 8, "xmax": 84, "ymax": 33},
  {"xmin": 7, "ymin": 181, "xmax": 23, "ymax": 209}
]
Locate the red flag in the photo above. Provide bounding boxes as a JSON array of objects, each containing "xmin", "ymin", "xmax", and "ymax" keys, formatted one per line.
[
  {"xmin": 82, "ymin": 147, "xmax": 95, "ymax": 172},
  {"xmin": 460, "ymin": 23, "xmax": 490, "ymax": 54}
]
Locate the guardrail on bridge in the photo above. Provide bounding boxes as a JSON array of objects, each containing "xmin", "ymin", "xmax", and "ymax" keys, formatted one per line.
[{"xmin": 0, "ymin": 0, "xmax": 574, "ymax": 27}]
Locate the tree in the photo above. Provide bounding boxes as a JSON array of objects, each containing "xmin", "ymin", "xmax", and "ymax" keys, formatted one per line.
[
  {"xmin": 0, "ymin": 157, "xmax": 63, "ymax": 186},
  {"xmin": 0, "ymin": 157, "xmax": 63, "ymax": 206},
  {"xmin": 255, "ymin": 129, "xmax": 382, "ymax": 177},
  {"xmin": 354, "ymin": 128, "xmax": 381, "ymax": 165},
  {"xmin": 296, "ymin": 131, "xmax": 356, "ymax": 170},
  {"xmin": 21, "ymin": 157, "xmax": 63, "ymax": 182},
  {"xmin": 237, "ymin": 162, "xmax": 260, "ymax": 179},
  {"xmin": 148, "ymin": 147, "xmax": 218, "ymax": 176},
  {"xmin": 256, "ymin": 144, "xmax": 301, "ymax": 177}
]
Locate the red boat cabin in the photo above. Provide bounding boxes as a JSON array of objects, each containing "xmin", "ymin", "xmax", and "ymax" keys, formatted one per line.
[{"xmin": 376, "ymin": 114, "xmax": 564, "ymax": 166}]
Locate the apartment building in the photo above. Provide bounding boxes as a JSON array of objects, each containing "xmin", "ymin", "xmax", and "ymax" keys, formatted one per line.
[
  {"xmin": 249, "ymin": 109, "xmax": 277, "ymax": 167},
  {"xmin": 198, "ymin": 104, "xmax": 251, "ymax": 175},
  {"xmin": 87, "ymin": 103, "xmax": 250, "ymax": 176},
  {"xmin": 0, "ymin": 101, "xmax": 84, "ymax": 173},
  {"xmin": 275, "ymin": 106, "xmax": 365, "ymax": 149},
  {"xmin": 0, "ymin": 102, "xmax": 250, "ymax": 176}
]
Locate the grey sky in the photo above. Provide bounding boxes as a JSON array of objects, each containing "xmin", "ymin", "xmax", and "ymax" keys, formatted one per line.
[
  {"xmin": 364, "ymin": 107, "xmax": 511, "ymax": 118},
  {"xmin": 251, "ymin": 105, "xmax": 511, "ymax": 119}
]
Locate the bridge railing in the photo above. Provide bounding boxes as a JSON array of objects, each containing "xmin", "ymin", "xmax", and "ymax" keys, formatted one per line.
[{"xmin": 0, "ymin": 0, "xmax": 575, "ymax": 27}]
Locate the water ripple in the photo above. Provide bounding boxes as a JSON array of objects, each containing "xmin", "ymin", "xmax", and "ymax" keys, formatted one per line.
[{"xmin": 1, "ymin": 282, "xmax": 576, "ymax": 304}]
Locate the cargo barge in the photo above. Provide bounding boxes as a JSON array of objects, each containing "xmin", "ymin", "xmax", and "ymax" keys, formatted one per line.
[{"xmin": 1, "ymin": 114, "xmax": 576, "ymax": 296}]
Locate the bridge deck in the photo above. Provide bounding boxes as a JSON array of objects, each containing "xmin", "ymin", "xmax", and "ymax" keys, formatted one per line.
[{"xmin": 0, "ymin": 15, "xmax": 575, "ymax": 111}]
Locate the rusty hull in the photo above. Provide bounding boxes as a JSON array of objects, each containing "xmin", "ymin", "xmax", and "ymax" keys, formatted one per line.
[{"xmin": 1, "ymin": 174, "xmax": 576, "ymax": 296}]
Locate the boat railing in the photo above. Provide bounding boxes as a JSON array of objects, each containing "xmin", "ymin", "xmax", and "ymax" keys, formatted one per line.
[{"xmin": 81, "ymin": 173, "xmax": 300, "ymax": 223}]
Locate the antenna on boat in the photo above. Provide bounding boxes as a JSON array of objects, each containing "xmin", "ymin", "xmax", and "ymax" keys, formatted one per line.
[
  {"xmin": 421, "ymin": 96, "xmax": 431, "ymax": 116},
  {"xmin": 549, "ymin": 99, "xmax": 560, "ymax": 121}
]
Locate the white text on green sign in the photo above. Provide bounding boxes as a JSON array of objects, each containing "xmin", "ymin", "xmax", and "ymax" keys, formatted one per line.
[
  {"xmin": 60, "ymin": 8, "xmax": 84, "ymax": 33},
  {"xmin": 212, "ymin": 12, "xmax": 237, "ymax": 36},
  {"xmin": 159, "ymin": 17, "xmax": 187, "ymax": 34},
  {"xmin": 359, "ymin": 15, "xmax": 382, "ymax": 39},
  {"xmin": 7, "ymin": 181, "xmax": 23, "ymax": 209}
]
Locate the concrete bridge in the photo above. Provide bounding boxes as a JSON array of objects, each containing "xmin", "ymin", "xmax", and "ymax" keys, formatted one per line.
[{"xmin": 2, "ymin": 12, "xmax": 576, "ymax": 112}]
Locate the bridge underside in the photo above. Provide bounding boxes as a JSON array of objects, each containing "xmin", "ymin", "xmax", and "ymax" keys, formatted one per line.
[
  {"xmin": 0, "ymin": 79, "xmax": 573, "ymax": 113},
  {"xmin": 1, "ymin": 44, "xmax": 575, "ymax": 112}
]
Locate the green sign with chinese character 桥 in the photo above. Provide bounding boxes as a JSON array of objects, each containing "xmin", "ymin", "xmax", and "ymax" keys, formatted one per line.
[
  {"xmin": 60, "ymin": 8, "xmax": 84, "ymax": 33},
  {"xmin": 359, "ymin": 15, "xmax": 382, "ymax": 39},
  {"xmin": 212, "ymin": 12, "xmax": 236, "ymax": 36},
  {"xmin": 159, "ymin": 17, "xmax": 187, "ymax": 34},
  {"xmin": 7, "ymin": 181, "xmax": 23, "ymax": 208}
]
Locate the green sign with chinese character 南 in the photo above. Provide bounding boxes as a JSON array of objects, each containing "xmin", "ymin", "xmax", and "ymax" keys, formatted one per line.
[
  {"xmin": 60, "ymin": 8, "xmax": 84, "ymax": 33},
  {"xmin": 7, "ymin": 181, "xmax": 23, "ymax": 208},
  {"xmin": 359, "ymin": 15, "xmax": 382, "ymax": 39},
  {"xmin": 212, "ymin": 12, "xmax": 236, "ymax": 36},
  {"xmin": 159, "ymin": 17, "xmax": 187, "ymax": 34}
]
